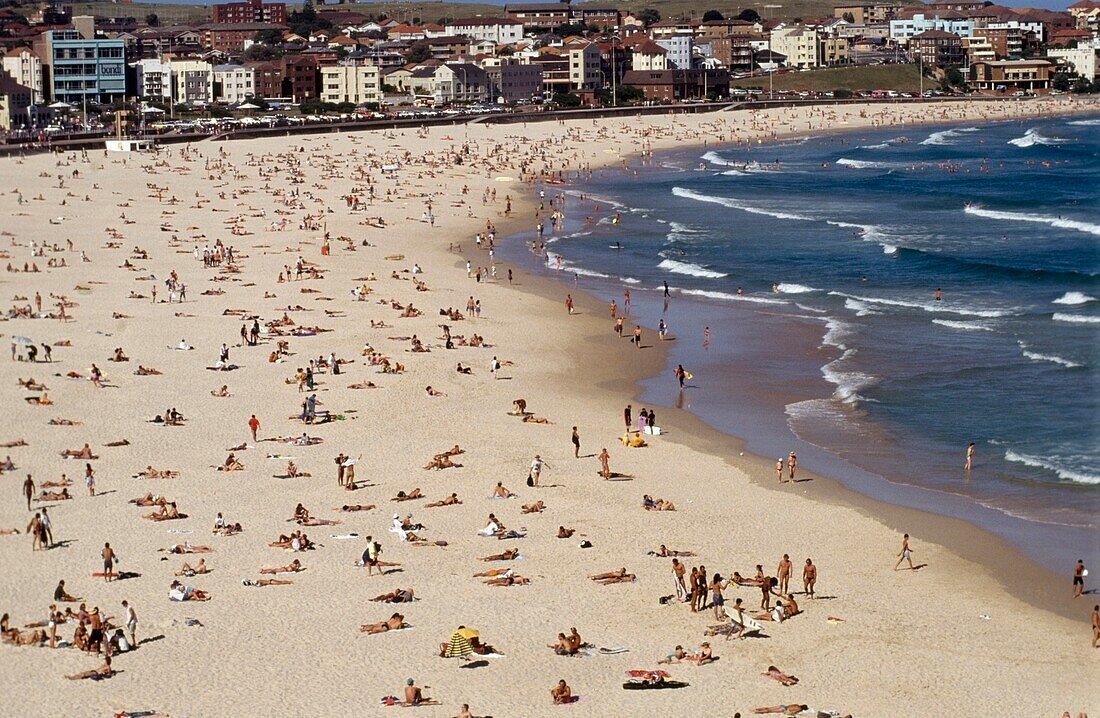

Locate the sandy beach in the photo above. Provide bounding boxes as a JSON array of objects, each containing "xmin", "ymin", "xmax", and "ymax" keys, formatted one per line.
[{"xmin": 1, "ymin": 98, "xmax": 1097, "ymax": 717}]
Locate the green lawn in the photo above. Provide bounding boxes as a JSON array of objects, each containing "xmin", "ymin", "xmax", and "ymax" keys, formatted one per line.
[{"xmin": 733, "ymin": 64, "xmax": 924, "ymax": 93}]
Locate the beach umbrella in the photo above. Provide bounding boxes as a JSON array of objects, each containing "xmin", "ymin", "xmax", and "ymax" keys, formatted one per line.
[
  {"xmin": 456, "ymin": 627, "xmax": 479, "ymax": 639},
  {"xmin": 11, "ymin": 336, "xmax": 34, "ymax": 346},
  {"xmin": 48, "ymin": 101, "xmax": 72, "ymax": 110},
  {"xmin": 443, "ymin": 631, "xmax": 475, "ymax": 659},
  {"xmin": 141, "ymin": 105, "xmax": 166, "ymax": 114},
  {"xmin": 237, "ymin": 102, "xmax": 260, "ymax": 110}
]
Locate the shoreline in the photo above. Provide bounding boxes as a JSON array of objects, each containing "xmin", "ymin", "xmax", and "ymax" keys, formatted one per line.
[
  {"xmin": 1, "ymin": 97, "xmax": 1095, "ymax": 716},
  {"xmin": 494, "ymin": 101, "xmax": 1098, "ymax": 623}
]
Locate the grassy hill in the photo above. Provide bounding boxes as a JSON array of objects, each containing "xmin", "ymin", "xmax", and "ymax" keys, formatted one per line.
[{"xmin": 733, "ymin": 64, "xmax": 924, "ymax": 93}]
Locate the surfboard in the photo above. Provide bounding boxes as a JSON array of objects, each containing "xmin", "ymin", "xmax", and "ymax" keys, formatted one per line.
[
  {"xmin": 683, "ymin": 371, "xmax": 693, "ymax": 380},
  {"xmin": 734, "ymin": 615, "xmax": 764, "ymax": 633}
]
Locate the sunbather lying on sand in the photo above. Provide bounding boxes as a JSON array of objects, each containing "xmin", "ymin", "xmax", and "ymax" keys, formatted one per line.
[
  {"xmin": 360, "ymin": 613, "xmax": 408, "ymax": 634},
  {"xmin": 338, "ymin": 504, "xmax": 376, "ymax": 512},
  {"xmin": 391, "ymin": 488, "xmax": 422, "ymax": 501},
  {"xmin": 425, "ymin": 493, "xmax": 461, "ymax": 508},
  {"xmin": 480, "ymin": 549, "xmax": 519, "ymax": 562},
  {"xmin": 65, "ymin": 657, "xmax": 113, "ymax": 680},
  {"xmin": 166, "ymin": 543, "xmax": 213, "ymax": 554},
  {"xmin": 168, "ymin": 580, "xmax": 210, "ymax": 601},
  {"xmin": 763, "ymin": 665, "xmax": 799, "ymax": 686},
  {"xmin": 371, "ymin": 588, "xmax": 415, "ymax": 603},
  {"xmin": 521, "ymin": 501, "xmax": 545, "ymax": 514},
  {"xmin": 243, "ymin": 578, "xmax": 293, "ymax": 587},
  {"xmin": 590, "ymin": 568, "xmax": 636, "ymax": 585},
  {"xmin": 260, "ymin": 559, "xmax": 305, "ymax": 575},
  {"xmin": 643, "ymin": 495, "xmax": 675, "ymax": 511},
  {"xmin": 217, "ymin": 453, "xmax": 244, "ymax": 471},
  {"xmin": 753, "ymin": 705, "xmax": 808, "ymax": 715},
  {"xmin": 176, "ymin": 559, "xmax": 209, "ymax": 576},
  {"xmin": 130, "ymin": 492, "xmax": 167, "ymax": 507},
  {"xmin": 649, "ymin": 545, "xmax": 695, "ymax": 557}
]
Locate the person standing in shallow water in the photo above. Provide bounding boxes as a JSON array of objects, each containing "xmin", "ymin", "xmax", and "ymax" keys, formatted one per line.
[{"xmin": 965, "ymin": 442, "xmax": 975, "ymax": 471}]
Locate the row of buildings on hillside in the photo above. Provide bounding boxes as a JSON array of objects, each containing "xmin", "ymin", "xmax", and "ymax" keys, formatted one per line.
[{"xmin": 1, "ymin": 0, "xmax": 1097, "ymax": 130}]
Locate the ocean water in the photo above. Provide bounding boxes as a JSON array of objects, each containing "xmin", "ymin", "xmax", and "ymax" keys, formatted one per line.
[{"xmin": 500, "ymin": 114, "xmax": 1100, "ymax": 572}]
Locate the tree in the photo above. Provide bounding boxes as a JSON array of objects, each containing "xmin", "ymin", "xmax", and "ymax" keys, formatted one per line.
[
  {"xmin": 842, "ymin": 12, "xmax": 855, "ymax": 22},
  {"xmin": 552, "ymin": 91, "xmax": 582, "ymax": 108},
  {"xmin": 557, "ymin": 21, "xmax": 588, "ymax": 37},
  {"xmin": 288, "ymin": 0, "xmax": 331, "ymax": 36},
  {"xmin": 1052, "ymin": 73, "xmax": 1071, "ymax": 92},
  {"xmin": 406, "ymin": 42, "xmax": 432, "ymax": 64},
  {"xmin": 737, "ymin": 9, "xmax": 760, "ymax": 22},
  {"xmin": 833, "ymin": 88, "xmax": 854, "ymax": 98},
  {"xmin": 944, "ymin": 67, "xmax": 964, "ymax": 88},
  {"xmin": 254, "ymin": 28, "xmax": 284, "ymax": 45},
  {"xmin": 637, "ymin": 8, "xmax": 661, "ymax": 27},
  {"xmin": 702, "ymin": 10, "xmax": 724, "ymax": 22},
  {"xmin": 145, "ymin": 13, "xmax": 159, "ymax": 27},
  {"xmin": 243, "ymin": 43, "xmax": 283, "ymax": 61}
]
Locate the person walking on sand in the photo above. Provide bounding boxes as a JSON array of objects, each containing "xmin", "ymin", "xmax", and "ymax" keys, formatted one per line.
[
  {"xmin": 598, "ymin": 448, "xmax": 611, "ymax": 478},
  {"xmin": 566, "ymin": 294, "xmax": 574, "ymax": 314},
  {"xmin": 632, "ymin": 325, "xmax": 642, "ymax": 348},
  {"xmin": 40, "ymin": 507, "xmax": 53, "ymax": 547},
  {"xmin": 85, "ymin": 464, "xmax": 96, "ymax": 496},
  {"xmin": 122, "ymin": 600, "xmax": 137, "ymax": 647},
  {"xmin": 894, "ymin": 534, "xmax": 915, "ymax": 571},
  {"xmin": 530, "ymin": 454, "xmax": 548, "ymax": 487},
  {"xmin": 248, "ymin": 414, "xmax": 260, "ymax": 442},
  {"xmin": 1091, "ymin": 605, "xmax": 1099, "ymax": 648},
  {"xmin": 787, "ymin": 452, "xmax": 797, "ymax": 482},
  {"xmin": 571, "ymin": 427, "xmax": 581, "ymax": 459},
  {"xmin": 102, "ymin": 542, "xmax": 117, "ymax": 581},
  {"xmin": 965, "ymin": 442, "xmax": 975, "ymax": 471},
  {"xmin": 624, "ymin": 405, "xmax": 632, "ymax": 432},
  {"xmin": 776, "ymin": 458, "xmax": 785, "ymax": 483},
  {"xmin": 23, "ymin": 474, "xmax": 34, "ymax": 510},
  {"xmin": 674, "ymin": 364, "xmax": 686, "ymax": 389},
  {"xmin": 1073, "ymin": 560, "xmax": 1086, "ymax": 598}
]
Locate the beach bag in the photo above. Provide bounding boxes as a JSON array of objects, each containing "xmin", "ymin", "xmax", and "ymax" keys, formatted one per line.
[{"xmin": 526, "ymin": 472, "xmax": 534, "ymax": 487}]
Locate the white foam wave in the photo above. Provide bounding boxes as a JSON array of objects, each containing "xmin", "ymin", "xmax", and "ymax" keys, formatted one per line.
[
  {"xmin": 830, "ymin": 291, "xmax": 1013, "ymax": 318},
  {"xmin": 700, "ymin": 150, "xmax": 731, "ymax": 166},
  {"xmin": 881, "ymin": 244, "xmax": 898, "ymax": 254},
  {"xmin": 1053, "ymin": 291, "xmax": 1097, "ymax": 306},
  {"xmin": 920, "ymin": 127, "xmax": 979, "ymax": 146},
  {"xmin": 964, "ymin": 205, "xmax": 1100, "ymax": 237},
  {"xmin": 821, "ymin": 318, "xmax": 852, "ymax": 350},
  {"xmin": 858, "ymin": 142, "xmax": 891, "ymax": 150},
  {"xmin": 672, "ymin": 186, "xmax": 814, "ymax": 222},
  {"xmin": 777, "ymin": 283, "xmax": 818, "ymax": 294},
  {"xmin": 657, "ymin": 258, "xmax": 728, "ymax": 279},
  {"xmin": 721, "ymin": 169, "xmax": 748, "ymax": 176},
  {"xmin": 821, "ymin": 348, "xmax": 876, "ymax": 404},
  {"xmin": 1017, "ymin": 342, "xmax": 1082, "ymax": 368},
  {"xmin": 679, "ymin": 288, "xmax": 787, "ymax": 305},
  {"xmin": 836, "ymin": 158, "xmax": 894, "ymax": 169},
  {"xmin": 1005, "ymin": 450, "xmax": 1099, "ymax": 485},
  {"xmin": 932, "ymin": 318, "xmax": 994, "ymax": 332},
  {"xmin": 843, "ymin": 298, "xmax": 879, "ymax": 317},
  {"xmin": 1053, "ymin": 312, "xmax": 1100, "ymax": 324},
  {"xmin": 1008, "ymin": 128, "xmax": 1067, "ymax": 148},
  {"xmin": 795, "ymin": 303, "xmax": 827, "ymax": 314},
  {"xmin": 1069, "ymin": 118, "xmax": 1100, "ymax": 126}
]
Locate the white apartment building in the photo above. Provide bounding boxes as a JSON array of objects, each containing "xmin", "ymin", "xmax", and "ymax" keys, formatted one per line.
[
  {"xmin": 771, "ymin": 26, "xmax": 819, "ymax": 68},
  {"xmin": 655, "ymin": 34, "xmax": 693, "ymax": 69},
  {"xmin": 134, "ymin": 58, "xmax": 172, "ymax": 100},
  {"xmin": 889, "ymin": 14, "xmax": 974, "ymax": 44},
  {"xmin": 445, "ymin": 18, "xmax": 524, "ymax": 45},
  {"xmin": 568, "ymin": 43, "xmax": 601, "ymax": 90},
  {"xmin": 213, "ymin": 64, "xmax": 255, "ymax": 104},
  {"xmin": 171, "ymin": 60, "xmax": 214, "ymax": 105},
  {"xmin": 320, "ymin": 64, "xmax": 382, "ymax": 105},
  {"xmin": 2, "ymin": 46, "xmax": 44, "ymax": 103}
]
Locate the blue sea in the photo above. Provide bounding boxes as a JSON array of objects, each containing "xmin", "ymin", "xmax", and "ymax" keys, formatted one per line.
[{"xmin": 500, "ymin": 113, "xmax": 1100, "ymax": 572}]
